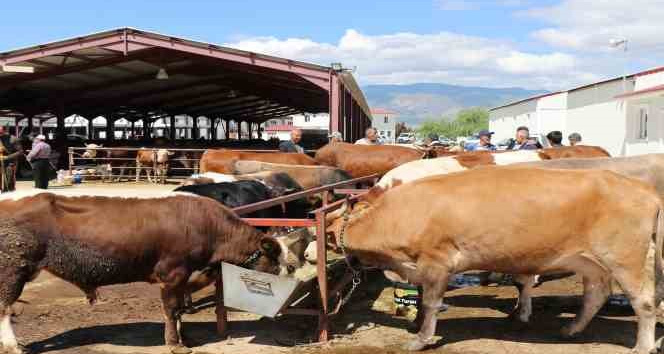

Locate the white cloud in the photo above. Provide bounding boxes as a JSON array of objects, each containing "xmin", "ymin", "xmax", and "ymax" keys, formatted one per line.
[
  {"xmin": 226, "ymin": 29, "xmax": 594, "ymax": 90},
  {"xmin": 524, "ymin": 0, "xmax": 664, "ymax": 53}
]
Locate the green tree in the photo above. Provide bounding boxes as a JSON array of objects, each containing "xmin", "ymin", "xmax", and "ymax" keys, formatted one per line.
[{"xmin": 416, "ymin": 108, "xmax": 489, "ymax": 139}]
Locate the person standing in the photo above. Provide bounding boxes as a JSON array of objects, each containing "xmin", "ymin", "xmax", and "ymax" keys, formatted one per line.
[
  {"xmin": 507, "ymin": 126, "xmax": 542, "ymax": 150},
  {"xmin": 328, "ymin": 131, "xmax": 343, "ymax": 143},
  {"xmin": 279, "ymin": 128, "xmax": 304, "ymax": 153},
  {"xmin": 355, "ymin": 127, "xmax": 382, "ymax": 145},
  {"xmin": 546, "ymin": 131, "xmax": 564, "ymax": 147},
  {"xmin": 0, "ymin": 125, "xmax": 24, "ymax": 192},
  {"xmin": 26, "ymin": 134, "xmax": 52, "ymax": 189},
  {"xmin": 568, "ymin": 132, "xmax": 582, "ymax": 146}
]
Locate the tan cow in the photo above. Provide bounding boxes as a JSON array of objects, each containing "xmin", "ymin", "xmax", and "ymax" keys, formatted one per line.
[
  {"xmin": 233, "ymin": 160, "xmax": 351, "ymax": 190},
  {"xmin": 199, "ymin": 149, "xmax": 318, "ymax": 174},
  {"xmin": 377, "ymin": 145, "xmax": 610, "ymax": 189},
  {"xmin": 324, "ymin": 167, "xmax": 663, "ymax": 353},
  {"xmin": 501, "ymin": 154, "xmax": 664, "ymax": 323}
]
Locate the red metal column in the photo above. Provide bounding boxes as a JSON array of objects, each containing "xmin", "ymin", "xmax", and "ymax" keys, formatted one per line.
[{"xmin": 329, "ymin": 72, "xmax": 340, "ymax": 134}]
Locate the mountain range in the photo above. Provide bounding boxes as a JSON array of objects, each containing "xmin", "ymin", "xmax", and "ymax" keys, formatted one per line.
[{"xmin": 361, "ymin": 83, "xmax": 546, "ymax": 126}]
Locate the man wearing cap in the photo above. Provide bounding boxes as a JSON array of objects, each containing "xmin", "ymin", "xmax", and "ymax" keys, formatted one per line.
[
  {"xmin": 279, "ymin": 128, "xmax": 305, "ymax": 153},
  {"xmin": 507, "ymin": 126, "xmax": 542, "ymax": 150},
  {"xmin": 328, "ymin": 131, "xmax": 343, "ymax": 143},
  {"xmin": 0, "ymin": 125, "xmax": 24, "ymax": 192},
  {"xmin": 26, "ymin": 134, "xmax": 52, "ymax": 189},
  {"xmin": 568, "ymin": 132, "xmax": 582, "ymax": 146},
  {"xmin": 466, "ymin": 129, "xmax": 496, "ymax": 151}
]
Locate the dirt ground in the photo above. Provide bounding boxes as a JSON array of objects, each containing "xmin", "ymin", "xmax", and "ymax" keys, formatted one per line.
[{"xmin": 6, "ymin": 181, "xmax": 662, "ymax": 354}]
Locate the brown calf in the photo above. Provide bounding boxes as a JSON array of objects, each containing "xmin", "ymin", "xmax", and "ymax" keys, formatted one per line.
[
  {"xmin": 314, "ymin": 142, "xmax": 425, "ymax": 178},
  {"xmin": 0, "ymin": 192, "xmax": 286, "ymax": 354}
]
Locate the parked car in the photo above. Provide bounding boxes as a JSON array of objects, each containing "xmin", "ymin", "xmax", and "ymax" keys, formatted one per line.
[{"xmin": 397, "ymin": 133, "xmax": 415, "ymax": 144}]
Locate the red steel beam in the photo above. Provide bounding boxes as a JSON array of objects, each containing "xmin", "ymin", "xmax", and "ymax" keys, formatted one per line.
[{"xmin": 125, "ymin": 30, "xmax": 331, "ymax": 89}]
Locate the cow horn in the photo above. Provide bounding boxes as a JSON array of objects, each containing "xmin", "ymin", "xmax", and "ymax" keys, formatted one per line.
[{"xmin": 325, "ymin": 201, "xmax": 348, "ymax": 223}]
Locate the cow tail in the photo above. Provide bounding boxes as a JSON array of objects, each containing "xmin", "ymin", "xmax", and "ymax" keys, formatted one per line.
[{"xmin": 655, "ymin": 207, "xmax": 664, "ymax": 305}]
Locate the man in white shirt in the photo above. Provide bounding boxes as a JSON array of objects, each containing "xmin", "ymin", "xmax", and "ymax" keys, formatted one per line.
[{"xmin": 355, "ymin": 127, "xmax": 382, "ymax": 145}]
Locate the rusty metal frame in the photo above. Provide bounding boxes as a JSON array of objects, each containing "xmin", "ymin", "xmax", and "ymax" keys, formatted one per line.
[{"xmin": 207, "ymin": 174, "xmax": 378, "ymax": 342}]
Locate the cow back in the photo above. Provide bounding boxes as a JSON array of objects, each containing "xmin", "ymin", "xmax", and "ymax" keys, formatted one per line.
[
  {"xmin": 314, "ymin": 142, "xmax": 423, "ymax": 178},
  {"xmin": 200, "ymin": 149, "xmax": 317, "ymax": 174}
]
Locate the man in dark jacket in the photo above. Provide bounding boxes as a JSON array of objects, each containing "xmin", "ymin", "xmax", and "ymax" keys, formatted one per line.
[
  {"xmin": 546, "ymin": 131, "xmax": 564, "ymax": 147},
  {"xmin": 0, "ymin": 125, "xmax": 24, "ymax": 192},
  {"xmin": 279, "ymin": 128, "xmax": 304, "ymax": 153},
  {"xmin": 507, "ymin": 126, "xmax": 542, "ymax": 150}
]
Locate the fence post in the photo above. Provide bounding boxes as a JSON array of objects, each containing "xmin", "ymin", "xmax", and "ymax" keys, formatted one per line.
[
  {"xmin": 152, "ymin": 149, "xmax": 158, "ymax": 184},
  {"xmin": 68, "ymin": 147, "xmax": 74, "ymax": 175}
]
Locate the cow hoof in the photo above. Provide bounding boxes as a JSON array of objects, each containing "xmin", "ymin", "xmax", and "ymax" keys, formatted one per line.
[
  {"xmin": 169, "ymin": 344, "xmax": 192, "ymax": 354},
  {"xmin": 507, "ymin": 309, "xmax": 529, "ymax": 323},
  {"xmin": 559, "ymin": 325, "xmax": 579, "ymax": 339},
  {"xmin": 403, "ymin": 337, "xmax": 434, "ymax": 351}
]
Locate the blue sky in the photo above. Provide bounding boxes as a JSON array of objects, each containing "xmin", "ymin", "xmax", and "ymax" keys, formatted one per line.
[{"xmin": 1, "ymin": 0, "xmax": 660, "ymax": 90}]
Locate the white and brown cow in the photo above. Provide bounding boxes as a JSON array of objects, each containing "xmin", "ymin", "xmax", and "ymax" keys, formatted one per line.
[
  {"xmin": 376, "ymin": 146, "xmax": 610, "ymax": 189},
  {"xmin": 0, "ymin": 190, "xmax": 290, "ymax": 354},
  {"xmin": 136, "ymin": 148, "xmax": 175, "ymax": 183},
  {"xmin": 324, "ymin": 167, "xmax": 663, "ymax": 353}
]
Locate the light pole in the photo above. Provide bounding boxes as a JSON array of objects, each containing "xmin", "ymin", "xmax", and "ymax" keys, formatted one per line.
[{"xmin": 609, "ymin": 38, "xmax": 628, "ymax": 93}]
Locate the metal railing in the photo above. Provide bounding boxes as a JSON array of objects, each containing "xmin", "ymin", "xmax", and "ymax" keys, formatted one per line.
[
  {"xmin": 211, "ymin": 174, "xmax": 379, "ymax": 341},
  {"xmin": 67, "ymin": 146, "xmax": 300, "ymax": 183}
]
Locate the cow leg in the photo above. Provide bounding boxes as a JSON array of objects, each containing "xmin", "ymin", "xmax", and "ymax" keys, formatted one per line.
[
  {"xmin": 560, "ymin": 259, "xmax": 611, "ymax": 338},
  {"xmin": 135, "ymin": 163, "xmax": 141, "ymax": 183},
  {"xmin": 511, "ymin": 274, "xmax": 537, "ymax": 323},
  {"xmin": 160, "ymin": 287, "xmax": 191, "ymax": 354},
  {"xmin": 611, "ymin": 261, "xmax": 657, "ymax": 354},
  {"xmin": 0, "ymin": 271, "xmax": 32, "ymax": 354},
  {"xmin": 405, "ymin": 270, "xmax": 449, "ymax": 351}
]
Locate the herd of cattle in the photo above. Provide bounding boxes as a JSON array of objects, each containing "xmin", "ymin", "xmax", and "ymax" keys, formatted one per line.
[{"xmin": 3, "ymin": 141, "xmax": 664, "ymax": 354}]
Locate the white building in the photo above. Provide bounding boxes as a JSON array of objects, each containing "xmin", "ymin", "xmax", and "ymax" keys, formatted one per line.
[
  {"xmin": 490, "ymin": 67, "xmax": 664, "ymax": 156},
  {"xmin": 371, "ymin": 108, "xmax": 398, "ymax": 144},
  {"xmin": 292, "ymin": 113, "xmax": 329, "ymax": 131}
]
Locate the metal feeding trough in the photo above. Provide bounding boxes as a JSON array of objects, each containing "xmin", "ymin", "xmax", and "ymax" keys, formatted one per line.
[{"xmin": 221, "ymin": 262, "xmax": 313, "ymax": 318}]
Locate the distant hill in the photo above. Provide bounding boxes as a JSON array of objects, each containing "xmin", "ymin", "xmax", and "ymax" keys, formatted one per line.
[{"xmin": 361, "ymin": 83, "xmax": 546, "ymax": 126}]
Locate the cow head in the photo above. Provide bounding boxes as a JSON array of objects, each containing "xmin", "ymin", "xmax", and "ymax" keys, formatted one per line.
[
  {"xmin": 252, "ymin": 236, "xmax": 292, "ymax": 275},
  {"xmin": 82, "ymin": 144, "xmax": 102, "ymax": 158},
  {"xmin": 323, "ymin": 187, "xmax": 384, "ymax": 250}
]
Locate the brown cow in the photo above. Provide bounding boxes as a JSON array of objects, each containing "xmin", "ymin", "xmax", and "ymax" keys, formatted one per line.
[
  {"xmin": 199, "ymin": 149, "xmax": 317, "ymax": 174},
  {"xmin": 0, "ymin": 191, "xmax": 288, "ymax": 354},
  {"xmin": 324, "ymin": 167, "xmax": 663, "ymax": 353},
  {"xmin": 136, "ymin": 148, "xmax": 175, "ymax": 183},
  {"xmin": 377, "ymin": 145, "xmax": 610, "ymax": 189},
  {"xmin": 314, "ymin": 142, "xmax": 426, "ymax": 178}
]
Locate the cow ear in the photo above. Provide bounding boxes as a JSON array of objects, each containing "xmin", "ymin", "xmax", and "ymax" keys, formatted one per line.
[
  {"xmin": 260, "ymin": 236, "xmax": 282, "ymax": 260},
  {"xmin": 168, "ymin": 151, "xmax": 175, "ymax": 155},
  {"xmin": 360, "ymin": 185, "xmax": 385, "ymax": 204}
]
